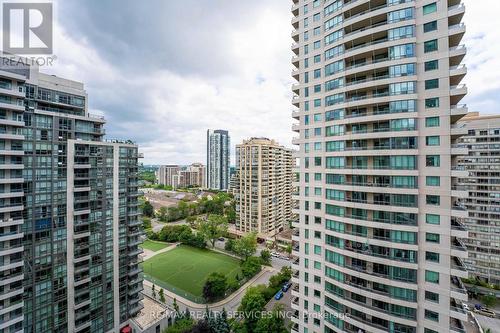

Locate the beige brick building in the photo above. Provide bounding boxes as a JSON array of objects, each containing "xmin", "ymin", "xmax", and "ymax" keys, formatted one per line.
[{"xmin": 233, "ymin": 138, "xmax": 294, "ymax": 238}]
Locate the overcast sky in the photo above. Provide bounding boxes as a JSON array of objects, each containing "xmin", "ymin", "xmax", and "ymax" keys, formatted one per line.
[{"xmin": 46, "ymin": 0, "xmax": 500, "ymax": 165}]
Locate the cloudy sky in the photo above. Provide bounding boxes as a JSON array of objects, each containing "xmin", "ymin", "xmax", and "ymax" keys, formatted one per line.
[{"xmin": 45, "ymin": 0, "xmax": 499, "ymax": 165}]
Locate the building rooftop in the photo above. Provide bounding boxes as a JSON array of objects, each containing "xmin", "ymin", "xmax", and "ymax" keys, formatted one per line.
[{"xmin": 131, "ymin": 293, "xmax": 173, "ymax": 330}]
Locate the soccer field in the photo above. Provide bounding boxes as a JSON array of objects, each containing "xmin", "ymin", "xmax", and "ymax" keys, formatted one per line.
[
  {"xmin": 140, "ymin": 240, "xmax": 170, "ymax": 252},
  {"xmin": 142, "ymin": 245, "xmax": 242, "ymax": 299}
]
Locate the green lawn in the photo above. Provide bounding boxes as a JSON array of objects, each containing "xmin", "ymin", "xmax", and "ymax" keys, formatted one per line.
[
  {"xmin": 142, "ymin": 245, "xmax": 242, "ymax": 298},
  {"xmin": 140, "ymin": 240, "xmax": 169, "ymax": 252}
]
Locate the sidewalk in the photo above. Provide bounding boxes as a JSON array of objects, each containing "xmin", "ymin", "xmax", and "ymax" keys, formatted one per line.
[
  {"xmin": 142, "ymin": 242, "xmax": 180, "ymax": 260},
  {"xmin": 143, "ymin": 266, "xmax": 274, "ymax": 309}
]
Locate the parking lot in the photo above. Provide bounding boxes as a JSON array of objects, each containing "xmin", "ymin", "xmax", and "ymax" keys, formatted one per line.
[{"xmin": 265, "ymin": 282, "xmax": 294, "ymax": 329}]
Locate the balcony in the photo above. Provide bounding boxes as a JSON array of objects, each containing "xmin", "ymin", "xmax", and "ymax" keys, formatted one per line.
[
  {"xmin": 451, "ymin": 144, "xmax": 468, "ymax": 156},
  {"xmin": 450, "ymin": 104, "xmax": 468, "ymax": 121}
]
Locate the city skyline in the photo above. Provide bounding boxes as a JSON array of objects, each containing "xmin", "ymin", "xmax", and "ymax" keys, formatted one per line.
[{"xmin": 30, "ymin": 0, "xmax": 497, "ymax": 165}]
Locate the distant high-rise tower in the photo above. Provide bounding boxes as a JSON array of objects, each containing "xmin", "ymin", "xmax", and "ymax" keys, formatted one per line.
[
  {"xmin": 233, "ymin": 138, "xmax": 294, "ymax": 238},
  {"xmin": 290, "ymin": 1, "xmax": 469, "ymax": 333},
  {"xmin": 458, "ymin": 113, "xmax": 500, "ymax": 285},
  {"xmin": 207, "ymin": 129, "xmax": 230, "ymax": 190}
]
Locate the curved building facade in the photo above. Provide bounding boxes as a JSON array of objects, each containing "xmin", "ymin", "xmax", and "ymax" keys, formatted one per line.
[{"xmin": 290, "ymin": 1, "xmax": 469, "ymax": 332}]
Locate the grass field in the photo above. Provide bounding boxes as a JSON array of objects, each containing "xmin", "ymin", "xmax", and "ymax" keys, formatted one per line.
[
  {"xmin": 142, "ymin": 245, "xmax": 242, "ymax": 297},
  {"xmin": 140, "ymin": 240, "xmax": 170, "ymax": 252}
]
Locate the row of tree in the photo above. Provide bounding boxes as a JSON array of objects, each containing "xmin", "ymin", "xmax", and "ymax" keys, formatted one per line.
[
  {"xmin": 141, "ymin": 192, "xmax": 235, "ymax": 223},
  {"xmin": 147, "ymin": 224, "xmax": 207, "ymax": 249},
  {"xmin": 164, "ymin": 304, "xmax": 231, "ymax": 333}
]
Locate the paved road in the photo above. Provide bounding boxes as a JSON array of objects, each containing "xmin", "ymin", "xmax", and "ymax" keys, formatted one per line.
[
  {"xmin": 474, "ymin": 313, "xmax": 500, "ymax": 333},
  {"xmin": 265, "ymin": 283, "xmax": 294, "ymax": 329}
]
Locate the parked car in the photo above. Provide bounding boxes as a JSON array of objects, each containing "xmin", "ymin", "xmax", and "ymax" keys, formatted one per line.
[
  {"xmin": 271, "ymin": 252, "xmax": 279, "ymax": 258},
  {"xmin": 218, "ymin": 237, "xmax": 225, "ymax": 241},
  {"xmin": 282, "ymin": 282, "xmax": 292, "ymax": 292},
  {"xmin": 275, "ymin": 291, "xmax": 284, "ymax": 300},
  {"xmin": 461, "ymin": 303, "xmax": 470, "ymax": 311},
  {"xmin": 474, "ymin": 307, "xmax": 496, "ymax": 318},
  {"xmin": 474, "ymin": 304, "xmax": 483, "ymax": 311}
]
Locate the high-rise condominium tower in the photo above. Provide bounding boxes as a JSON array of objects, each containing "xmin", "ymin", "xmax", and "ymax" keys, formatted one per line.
[
  {"xmin": 207, "ymin": 129, "xmax": 230, "ymax": 190},
  {"xmin": 457, "ymin": 113, "xmax": 500, "ymax": 285},
  {"xmin": 0, "ymin": 61, "xmax": 143, "ymax": 333},
  {"xmin": 156, "ymin": 165, "xmax": 180, "ymax": 186},
  {"xmin": 290, "ymin": 1, "xmax": 468, "ymax": 332},
  {"xmin": 233, "ymin": 138, "xmax": 294, "ymax": 238}
]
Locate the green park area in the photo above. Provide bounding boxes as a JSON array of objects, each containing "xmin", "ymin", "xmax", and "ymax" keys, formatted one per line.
[
  {"xmin": 142, "ymin": 245, "xmax": 242, "ymax": 299},
  {"xmin": 140, "ymin": 240, "xmax": 170, "ymax": 252}
]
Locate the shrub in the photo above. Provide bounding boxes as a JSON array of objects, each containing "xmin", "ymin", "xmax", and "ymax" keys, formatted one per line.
[
  {"xmin": 241, "ymin": 256, "xmax": 262, "ymax": 279},
  {"xmin": 203, "ymin": 272, "xmax": 227, "ymax": 302}
]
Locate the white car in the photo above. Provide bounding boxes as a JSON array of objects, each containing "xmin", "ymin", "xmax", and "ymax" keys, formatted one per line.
[{"xmin": 462, "ymin": 303, "xmax": 470, "ymax": 311}]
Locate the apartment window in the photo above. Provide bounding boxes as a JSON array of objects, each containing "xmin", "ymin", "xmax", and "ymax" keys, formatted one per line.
[
  {"xmin": 423, "ymin": 3, "xmax": 437, "ymax": 15},
  {"xmin": 314, "ymin": 99, "xmax": 321, "ymax": 107},
  {"xmin": 425, "ymin": 116, "xmax": 440, "ymax": 127},
  {"xmin": 425, "ymin": 291, "xmax": 440, "ymax": 303},
  {"xmin": 314, "ymin": 187, "xmax": 321, "ymax": 196},
  {"xmin": 424, "ymin": 20, "xmax": 438, "ymax": 33},
  {"xmin": 314, "ymin": 128, "xmax": 321, "ymax": 136},
  {"xmin": 426, "ymin": 195, "xmax": 440, "ymax": 205},
  {"xmin": 304, "ymin": 31, "xmax": 309, "ymax": 41},
  {"xmin": 304, "ymin": 58, "xmax": 309, "ymax": 68},
  {"xmin": 425, "ymin": 214, "xmax": 441, "ymax": 225},
  {"xmin": 313, "ymin": 13, "xmax": 320, "ymax": 22},
  {"xmin": 314, "ymin": 27, "xmax": 321, "ymax": 36},
  {"xmin": 426, "ymin": 177, "xmax": 440, "ymax": 187},
  {"xmin": 314, "ymin": 157, "xmax": 321, "ymax": 166},
  {"xmin": 314, "ymin": 202, "xmax": 321, "ymax": 210},
  {"xmin": 426, "ymin": 252, "xmax": 440, "ymax": 263},
  {"xmin": 425, "ymin": 310, "xmax": 439, "ymax": 322},
  {"xmin": 425, "ymin": 60, "xmax": 439, "ymax": 71},
  {"xmin": 314, "ymin": 54, "xmax": 321, "ymax": 63},
  {"xmin": 303, "ymin": 4, "xmax": 309, "ymax": 14},
  {"xmin": 314, "ymin": 173, "xmax": 321, "ymax": 181},
  {"xmin": 304, "ymin": 72, "xmax": 309, "ymax": 84},
  {"xmin": 314, "ymin": 69, "xmax": 321, "ymax": 78},
  {"xmin": 304, "ymin": 87, "xmax": 309, "ymax": 97},
  {"xmin": 314, "ymin": 261, "xmax": 321, "ymax": 270},
  {"xmin": 425, "ymin": 270, "xmax": 439, "ymax": 284},
  {"xmin": 426, "ymin": 155, "xmax": 440, "ymax": 167},
  {"xmin": 425, "ymin": 97, "xmax": 439, "ymax": 108},
  {"xmin": 314, "ymin": 231, "xmax": 321, "ymax": 239},
  {"xmin": 426, "ymin": 233, "xmax": 440, "ymax": 243},
  {"xmin": 426, "ymin": 136, "xmax": 440, "ymax": 146},
  {"xmin": 425, "ymin": 329, "xmax": 439, "ymax": 333},
  {"xmin": 314, "ymin": 245, "xmax": 321, "ymax": 255},
  {"xmin": 304, "ymin": 18, "xmax": 309, "ymax": 28},
  {"xmin": 314, "ymin": 41, "xmax": 321, "ymax": 50},
  {"xmin": 424, "ymin": 39, "xmax": 438, "ymax": 53},
  {"xmin": 304, "ymin": 44, "xmax": 309, "ymax": 55},
  {"xmin": 314, "ymin": 84, "xmax": 321, "ymax": 93},
  {"xmin": 425, "ymin": 79, "xmax": 439, "ymax": 90},
  {"xmin": 313, "ymin": 0, "xmax": 320, "ymax": 8}
]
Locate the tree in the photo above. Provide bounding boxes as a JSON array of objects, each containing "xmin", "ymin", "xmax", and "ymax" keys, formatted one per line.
[
  {"xmin": 225, "ymin": 239, "xmax": 235, "ymax": 252},
  {"xmin": 142, "ymin": 217, "xmax": 152, "ymax": 230},
  {"xmin": 260, "ymin": 249, "xmax": 271, "ymax": 264},
  {"xmin": 254, "ymin": 304, "xmax": 288, "ymax": 333},
  {"xmin": 142, "ymin": 201, "xmax": 154, "ymax": 217},
  {"xmin": 214, "ymin": 308, "xmax": 231, "ymax": 333},
  {"xmin": 225, "ymin": 206, "xmax": 236, "ymax": 223},
  {"xmin": 234, "ymin": 232, "xmax": 257, "ymax": 260},
  {"xmin": 159, "ymin": 288, "xmax": 165, "ymax": 303},
  {"xmin": 198, "ymin": 214, "xmax": 228, "ymax": 248},
  {"xmin": 482, "ymin": 294, "xmax": 498, "ymax": 308},
  {"xmin": 152, "ymin": 284, "xmax": 156, "ymax": 299},
  {"xmin": 238, "ymin": 286, "xmax": 267, "ymax": 332},
  {"xmin": 203, "ymin": 272, "xmax": 227, "ymax": 302},
  {"xmin": 173, "ymin": 298, "xmax": 180, "ymax": 315},
  {"xmin": 157, "ymin": 206, "xmax": 168, "ymax": 222},
  {"xmin": 285, "ymin": 244, "xmax": 292, "ymax": 254},
  {"xmin": 162, "ymin": 318, "xmax": 194, "ymax": 333},
  {"xmin": 241, "ymin": 256, "xmax": 262, "ymax": 279}
]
